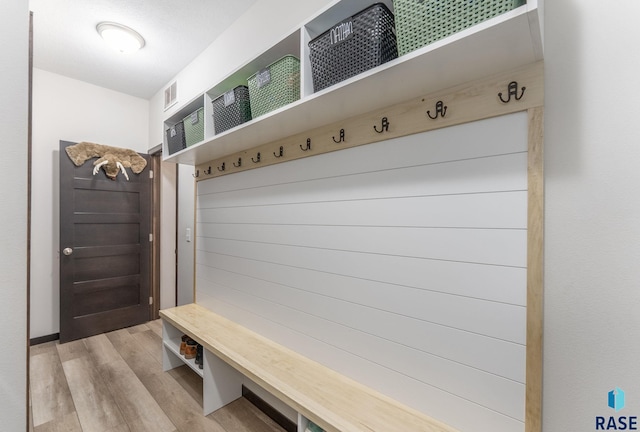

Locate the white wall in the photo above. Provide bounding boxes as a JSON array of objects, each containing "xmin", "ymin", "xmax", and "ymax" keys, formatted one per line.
[
  {"xmin": 0, "ymin": 1, "xmax": 28, "ymax": 429},
  {"xmin": 159, "ymin": 161, "xmax": 177, "ymax": 310},
  {"xmin": 177, "ymin": 164, "xmax": 195, "ymax": 306},
  {"xmin": 543, "ymin": 0, "xmax": 640, "ymax": 430},
  {"xmin": 30, "ymin": 69, "xmax": 149, "ymax": 338}
]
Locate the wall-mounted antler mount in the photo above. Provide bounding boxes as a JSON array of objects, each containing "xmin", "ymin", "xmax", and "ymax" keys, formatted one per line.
[{"xmin": 65, "ymin": 142, "xmax": 147, "ymax": 181}]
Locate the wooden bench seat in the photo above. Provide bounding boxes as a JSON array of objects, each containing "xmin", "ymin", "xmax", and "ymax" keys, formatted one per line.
[{"xmin": 160, "ymin": 303, "xmax": 457, "ymax": 432}]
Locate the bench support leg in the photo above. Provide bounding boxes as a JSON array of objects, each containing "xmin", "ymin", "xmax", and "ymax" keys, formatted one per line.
[{"xmin": 203, "ymin": 350, "xmax": 244, "ymax": 415}]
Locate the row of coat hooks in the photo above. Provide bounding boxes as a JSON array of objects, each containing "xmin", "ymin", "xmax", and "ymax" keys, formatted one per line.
[
  {"xmin": 192, "ymin": 119, "xmax": 391, "ymax": 178},
  {"xmin": 192, "ymin": 80, "xmax": 526, "ymax": 178},
  {"xmin": 191, "ymin": 119, "xmax": 392, "ymax": 177},
  {"xmin": 192, "ymin": 134, "xmax": 343, "ymax": 177}
]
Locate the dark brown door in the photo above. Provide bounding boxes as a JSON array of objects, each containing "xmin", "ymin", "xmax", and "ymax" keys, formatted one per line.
[{"xmin": 59, "ymin": 140, "xmax": 151, "ymax": 343}]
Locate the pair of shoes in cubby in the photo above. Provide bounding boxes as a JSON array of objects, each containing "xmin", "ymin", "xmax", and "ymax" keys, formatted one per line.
[
  {"xmin": 179, "ymin": 335, "xmax": 204, "ymax": 369},
  {"xmin": 179, "ymin": 335, "xmax": 189, "ymax": 355},
  {"xmin": 179, "ymin": 335, "xmax": 197, "ymax": 359}
]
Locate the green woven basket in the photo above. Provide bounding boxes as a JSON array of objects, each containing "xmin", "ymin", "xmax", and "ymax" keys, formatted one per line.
[
  {"xmin": 183, "ymin": 107, "xmax": 204, "ymax": 147},
  {"xmin": 393, "ymin": 0, "xmax": 526, "ymax": 56},
  {"xmin": 247, "ymin": 55, "xmax": 300, "ymax": 119}
]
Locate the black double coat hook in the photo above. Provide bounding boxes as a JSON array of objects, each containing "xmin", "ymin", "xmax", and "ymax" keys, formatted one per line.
[
  {"xmin": 427, "ymin": 101, "xmax": 447, "ymax": 119},
  {"xmin": 499, "ymin": 81, "xmax": 526, "ymax": 103}
]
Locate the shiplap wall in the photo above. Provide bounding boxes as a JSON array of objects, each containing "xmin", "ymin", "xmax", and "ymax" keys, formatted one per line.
[{"xmin": 195, "ymin": 112, "xmax": 528, "ymax": 432}]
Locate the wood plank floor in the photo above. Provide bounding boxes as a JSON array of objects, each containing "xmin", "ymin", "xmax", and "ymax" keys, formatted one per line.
[{"xmin": 29, "ymin": 319, "xmax": 286, "ymax": 432}]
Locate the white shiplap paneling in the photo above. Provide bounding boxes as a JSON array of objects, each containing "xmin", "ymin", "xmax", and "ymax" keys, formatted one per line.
[
  {"xmin": 198, "ymin": 189, "xmax": 528, "ymax": 229},
  {"xmin": 195, "ymin": 112, "xmax": 528, "ymax": 432}
]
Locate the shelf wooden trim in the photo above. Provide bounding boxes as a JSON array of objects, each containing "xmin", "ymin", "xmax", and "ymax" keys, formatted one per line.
[
  {"xmin": 195, "ymin": 61, "xmax": 543, "ymax": 181},
  {"xmin": 526, "ymin": 106, "xmax": 544, "ymax": 432},
  {"xmin": 161, "ymin": 303, "xmax": 460, "ymax": 432}
]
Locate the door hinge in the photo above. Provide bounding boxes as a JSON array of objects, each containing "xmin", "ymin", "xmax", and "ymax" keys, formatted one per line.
[
  {"xmin": 149, "ymin": 296, "xmax": 153, "ymax": 305},
  {"xmin": 149, "ymin": 169, "xmax": 154, "ymax": 179},
  {"xmin": 149, "ymin": 233, "xmax": 153, "ymax": 242}
]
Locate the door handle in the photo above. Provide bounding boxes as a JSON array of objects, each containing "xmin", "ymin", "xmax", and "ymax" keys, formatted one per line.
[{"xmin": 63, "ymin": 247, "xmax": 73, "ymax": 256}]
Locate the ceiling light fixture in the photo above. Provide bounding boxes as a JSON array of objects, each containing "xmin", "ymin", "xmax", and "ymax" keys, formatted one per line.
[{"xmin": 96, "ymin": 22, "xmax": 145, "ymax": 54}]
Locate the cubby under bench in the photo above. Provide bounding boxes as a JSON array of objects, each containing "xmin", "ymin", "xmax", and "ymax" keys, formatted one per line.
[{"xmin": 160, "ymin": 303, "xmax": 458, "ymax": 432}]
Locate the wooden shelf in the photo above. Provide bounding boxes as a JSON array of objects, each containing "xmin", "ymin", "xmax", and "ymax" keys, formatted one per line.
[
  {"xmin": 163, "ymin": 339, "xmax": 204, "ymax": 377},
  {"xmin": 163, "ymin": 0, "xmax": 542, "ymax": 166},
  {"xmin": 162, "ymin": 320, "xmax": 204, "ymax": 378}
]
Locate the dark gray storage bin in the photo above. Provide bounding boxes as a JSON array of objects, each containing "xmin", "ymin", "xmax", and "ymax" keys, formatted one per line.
[
  {"xmin": 308, "ymin": 3, "xmax": 398, "ymax": 92},
  {"xmin": 166, "ymin": 121, "xmax": 186, "ymax": 154},
  {"xmin": 212, "ymin": 86, "xmax": 252, "ymax": 135}
]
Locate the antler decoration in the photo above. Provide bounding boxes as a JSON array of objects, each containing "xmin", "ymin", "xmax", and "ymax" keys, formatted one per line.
[
  {"xmin": 92, "ymin": 159, "xmax": 129, "ymax": 180},
  {"xmin": 66, "ymin": 142, "xmax": 146, "ymax": 181},
  {"xmin": 117, "ymin": 162, "xmax": 130, "ymax": 180},
  {"xmin": 92, "ymin": 160, "xmax": 107, "ymax": 175}
]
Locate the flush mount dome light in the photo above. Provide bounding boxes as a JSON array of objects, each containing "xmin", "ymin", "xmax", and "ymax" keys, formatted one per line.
[{"xmin": 97, "ymin": 22, "xmax": 145, "ymax": 53}]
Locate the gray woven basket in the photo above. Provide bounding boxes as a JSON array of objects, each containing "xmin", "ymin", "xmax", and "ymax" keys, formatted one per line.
[
  {"xmin": 166, "ymin": 121, "xmax": 186, "ymax": 154},
  {"xmin": 212, "ymin": 86, "xmax": 252, "ymax": 135},
  {"xmin": 308, "ymin": 3, "xmax": 398, "ymax": 92}
]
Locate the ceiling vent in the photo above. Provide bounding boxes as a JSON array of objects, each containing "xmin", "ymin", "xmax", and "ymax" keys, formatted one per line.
[{"xmin": 164, "ymin": 81, "xmax": 177, "ymax": 110}]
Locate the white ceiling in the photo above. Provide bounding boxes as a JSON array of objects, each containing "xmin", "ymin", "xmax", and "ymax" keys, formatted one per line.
[{"xmin": 29, "ymin": 0, "xmax": 259, "ymax": 99}]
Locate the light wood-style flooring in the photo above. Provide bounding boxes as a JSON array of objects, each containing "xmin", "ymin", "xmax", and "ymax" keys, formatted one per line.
[{"xmin": 29, "ymin": 319, "xmax": 286, "ymax": 432}]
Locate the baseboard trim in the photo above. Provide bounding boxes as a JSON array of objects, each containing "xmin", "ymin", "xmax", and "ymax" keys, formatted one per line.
[
  {"xmin": 30, "ymin": 333, "xmax": 59, "ymax": 346},
  {"xmin": 242, "ymin": 385, "xmax": 297, "ymax": 432}
]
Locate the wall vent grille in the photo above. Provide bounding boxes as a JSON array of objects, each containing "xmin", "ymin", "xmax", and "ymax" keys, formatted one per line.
[{"xmin": 164, "ymin": 81, "xmax": 177, "ymax": 110}]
